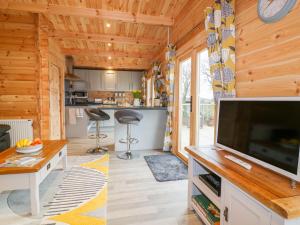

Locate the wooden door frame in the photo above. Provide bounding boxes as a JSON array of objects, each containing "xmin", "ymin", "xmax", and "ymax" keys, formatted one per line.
[
  {"xmin": 49, "ymin": 49, "xmax": 65, "ymax": 139},
  {"xmin": 173, "ymin": 34, "xmax": 207, "ymax": 163},
  {"xmin": 173, "ymin": 50, "xmax": 197, "ymax": 163}
]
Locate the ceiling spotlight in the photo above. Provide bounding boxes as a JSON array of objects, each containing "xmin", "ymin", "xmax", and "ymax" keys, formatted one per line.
[
  {"xmin": 106, "ymin": 23, "xmax": 111, "ymax": 28},
  {"xmin": 107, "ymin": 43, "xmax": 112, "ymax": 47},
  {"xmin": 108, "ymin": 56, "xmax": 112, "ymax": 60}
]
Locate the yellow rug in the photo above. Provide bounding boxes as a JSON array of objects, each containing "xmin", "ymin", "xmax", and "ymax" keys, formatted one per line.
[{"xmin": 42, "ymin": 154, "xmax": 109, "ymax": 225}]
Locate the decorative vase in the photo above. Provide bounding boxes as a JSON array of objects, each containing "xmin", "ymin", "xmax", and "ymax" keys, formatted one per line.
[
  {"xmin": 154, "ymin": 98, "xmax": 161, "ymax": 107},
  {"xmin": 133, "ymin": 98, "xmax": 140, "ymax": 106}
]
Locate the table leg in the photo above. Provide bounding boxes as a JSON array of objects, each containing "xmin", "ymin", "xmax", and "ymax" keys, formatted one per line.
[{"xmin": 29, "ymin": 173, "xmax": 39, "ymax": 216}]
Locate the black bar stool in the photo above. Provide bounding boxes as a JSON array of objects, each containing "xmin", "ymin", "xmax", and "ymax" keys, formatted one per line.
[
  {"xmin": 114, "ymin": 109, "xmax": 143, "ymax": 160},
  {"xmin": 85, "ymin": 108, "xmax": 110, "ymax": 154}
]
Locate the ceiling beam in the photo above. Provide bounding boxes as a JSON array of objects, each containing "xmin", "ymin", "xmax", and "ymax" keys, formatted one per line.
[
  {"xmin": 75, "ymin": 61, "xmax": 151, "ymax": 70},
  {"xmin": 0, "ymin": 2, "xmax": 173, "ymax": 26},
  {"xmin": 62, "ymin": 48, "xmax": 155, "ymax": 59},
  {"xmin": 50, "ymin": 30, "xmax": 163, "ymax": 46}
]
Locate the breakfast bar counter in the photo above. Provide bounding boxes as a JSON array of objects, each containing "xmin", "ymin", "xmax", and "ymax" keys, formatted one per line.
[{"xmin": 65, "ymin": 105, "xmax": 167, "ymax": 151}]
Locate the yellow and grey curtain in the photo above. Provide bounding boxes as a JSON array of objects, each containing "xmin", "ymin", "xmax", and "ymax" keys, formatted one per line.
[
  {"xmin": 163, "ymin": 44, "xmax": 176, "ymax": 152},
  {"xmin": 205, "ymin": 0, "xmax": 236, "ymax": 101},
  {"xmin": 152, "ymin": 61, "xmax": 165, "ymax": 96}
]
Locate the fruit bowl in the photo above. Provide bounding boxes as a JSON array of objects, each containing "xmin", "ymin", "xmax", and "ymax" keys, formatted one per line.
[{"xmin": 16, "ymin": 144, "xmax": 43, "ymax": 154}]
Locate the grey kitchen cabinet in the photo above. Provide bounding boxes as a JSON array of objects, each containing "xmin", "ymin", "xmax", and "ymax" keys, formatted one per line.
[
  {"xmin": 131, "ymin": 71, "xmax": 142, "ymax": 90},
  {"xmin": 103, "ymin": 71, "xmax": 117, "ymax": 91},
  {"xmin": 73, "ymin": 69, "xmax": 142, "ymax": 91},
  {"xmin": 117, "ymin": 71, "xmax": 131, "ymax": 91},
  {"xmin": 87, "ymin": 70, "xmax": 102, "ymax": 91}
]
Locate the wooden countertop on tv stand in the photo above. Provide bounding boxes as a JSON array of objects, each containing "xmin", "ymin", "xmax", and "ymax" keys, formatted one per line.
[
  {"xmin": 185, "ymin": 146, "xmax": 300, "ymax": 219},
  {"xmin": 0, "ymin": 140, "xmax": 67, "ymax": 175}
]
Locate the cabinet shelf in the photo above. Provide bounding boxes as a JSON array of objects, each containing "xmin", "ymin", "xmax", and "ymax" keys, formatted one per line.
[
  {"xmin": 193, "ymin": 176, "xmax": 221, "ymax": 208},
  {"xmin": 191, "ymin": 201, "xmax": 215, "ymax": 225}
]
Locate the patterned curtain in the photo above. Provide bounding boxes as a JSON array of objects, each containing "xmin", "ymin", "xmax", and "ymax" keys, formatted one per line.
[
  {"xmin": 205, "ymin": 0, "xmax": 236, "ymax": 101},
  {"xmin": 152, "ymin": 61, "xmax": 165, "ymax": 96},
  {"xmin": 163, "ymin": 44, "xmax": 176, "ymax": 152}
]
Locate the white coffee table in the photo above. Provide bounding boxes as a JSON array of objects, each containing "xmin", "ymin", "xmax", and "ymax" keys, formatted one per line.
[{"xmin": 0, "ymin": 140, "xmax": 67, "ymax": 216}]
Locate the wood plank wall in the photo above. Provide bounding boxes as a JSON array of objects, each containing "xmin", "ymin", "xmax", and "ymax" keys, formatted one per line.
[
  {"xmin": 0, "ymin": 10, "xmax": 40, "ymax": 137},
  {"xmin": 172, "ymin": 0, "xmax": 300, "ymax": 97},
  {"xmin": 235, "ymin": 0, "xmax": 300, "ymax": 97},
  {"xmin": 0, "ymin": 10, "xmax": 65, "ymax": 139},
  {"xmin": 38, "ymin": 14, "xmax": 50, "ymax": 139}
]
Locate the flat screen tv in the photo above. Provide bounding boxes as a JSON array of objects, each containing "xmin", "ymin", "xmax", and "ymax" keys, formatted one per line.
[{"xmin": 216, "ymin": 98, "xmax": 300, "ymax": 181}]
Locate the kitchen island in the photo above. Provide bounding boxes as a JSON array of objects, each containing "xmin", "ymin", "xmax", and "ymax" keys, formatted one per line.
[{"xmin": 65, "ymin": 105, "xmax": 167, "ymax": 151}]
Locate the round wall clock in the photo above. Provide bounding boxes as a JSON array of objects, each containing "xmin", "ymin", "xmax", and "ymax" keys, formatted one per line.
[{"xmin": 257, "ymin": 0, "xmax": 297, "ymax": 23}]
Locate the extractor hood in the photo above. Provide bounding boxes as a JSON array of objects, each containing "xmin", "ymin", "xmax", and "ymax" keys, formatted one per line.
[{"xmin": 65, "ymin": 56, "xmax": 81, "ymax": 80}]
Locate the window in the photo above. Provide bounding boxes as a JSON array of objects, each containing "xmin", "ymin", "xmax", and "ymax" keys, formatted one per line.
[
  {"xmin": 179, "ymin": 57, "xmax": 192, "ymax": 156},
  {"xmin": 197, "ymin": 49, "xmax": 215, "ymax": 146}
]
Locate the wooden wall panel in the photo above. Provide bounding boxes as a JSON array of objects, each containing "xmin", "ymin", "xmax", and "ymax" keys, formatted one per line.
[
  {"xmin": 0, "ymin": 10, "xmax": 40, "ymax": 137},
  {"xmin": 173, "ymin": 0, "xmax": 300, "ymax": 98},
  {"xmin": 0, "ymin": 10, "xmax": 65, "ymax": 139},
  {"xmin": 38, "ymin": 13, "xmax": 50, "ymax": 139},
  {"xmin": 235, "ymin": 0, "xmax": 300, "ymax": 97}
]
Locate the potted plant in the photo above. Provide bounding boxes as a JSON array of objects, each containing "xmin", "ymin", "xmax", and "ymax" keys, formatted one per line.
[{"xmin": 132, "ymin": 90, "xmax": 142, "ymax": 106}]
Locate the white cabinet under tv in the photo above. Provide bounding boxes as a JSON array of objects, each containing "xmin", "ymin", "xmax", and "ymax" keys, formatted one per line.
[
  {"xmin": 222, "ymin": 181, "xmax": 271, "ymax": 225},
  {"xmin": 186, "ymin": 146, "xmax": 300, "ymax": 225}
]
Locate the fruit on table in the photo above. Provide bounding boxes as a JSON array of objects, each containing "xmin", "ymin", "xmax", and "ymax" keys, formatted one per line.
[
  {"xmin": 31, "ymin": 138, "xmax": 42, "ymax": 145},
  {"xmin": 16, "ymin": 139, "xmax": 31, "ymax": 148},
  {"xmin": 16, "ymin": 138, "xmax": 42, "ymax": 148}
]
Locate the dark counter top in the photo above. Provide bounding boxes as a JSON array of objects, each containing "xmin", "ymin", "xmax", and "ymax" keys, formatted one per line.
[{"xmin": 65, "ymin": 104, "xmax": 167, "ymax": 110}]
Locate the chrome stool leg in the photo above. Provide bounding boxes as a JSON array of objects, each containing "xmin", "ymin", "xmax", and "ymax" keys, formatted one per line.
[
  {"xmin": 117, "ymin": 124, "xmax": 138, "ymax": 160},
  {"xmin": 87, "ymin": 121, "xmax": 108, "ymax": 154}
]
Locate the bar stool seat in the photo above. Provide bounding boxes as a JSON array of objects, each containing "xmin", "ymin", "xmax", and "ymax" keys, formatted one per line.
[
  {"xmin": 115, "ymin": 109, "xmax": 143, "ymax": 160},
  {"xmin": 85, "ymin": 108, "xmax": 110, "ymax": 154}
]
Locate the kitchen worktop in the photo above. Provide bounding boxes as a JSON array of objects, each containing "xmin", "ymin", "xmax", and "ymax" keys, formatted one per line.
[{"xmin": 65, "ymin": 104, "xmax": 167, "ymax": 110}]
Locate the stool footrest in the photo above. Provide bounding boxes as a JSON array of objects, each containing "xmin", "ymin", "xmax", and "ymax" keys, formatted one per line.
[
  {"xmin": 119, "ymin": 137, "xmax": 139, "ymax": 144},
  {"xmin": 88, "ymin": 133, "xmax": 108, "ymax": 139}
]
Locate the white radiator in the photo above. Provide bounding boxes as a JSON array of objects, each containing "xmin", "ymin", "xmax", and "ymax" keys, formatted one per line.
[{"xmin": 0, "ymin": 119, "xmax": 33, "ymax": 147}]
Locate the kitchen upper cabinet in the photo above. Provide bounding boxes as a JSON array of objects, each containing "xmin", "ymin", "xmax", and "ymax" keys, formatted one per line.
[
  {"xmin": 131, "ymin": 71, "xmax": 142, "ymax": 90},
  {"xmin": 74, "ymin": 69, "xmax": 142, "ymax": 91},
  {"xmin": 103, "ymin": 71, "xmax": 117, "ymax": 91},
  {"xmin": 87, "ymin": 70, "xmax": 102, "ymax": 91},
  {"xmin": 222, "ymin": 181, "xmax": 271, "ymax": 225},
  {"xmin": 117, "ymin": 71, "xmax": 131, "ymax": 91},
  {"xmin": 116, "ymin": 71, "xmax": 143, "ymax": 91}
]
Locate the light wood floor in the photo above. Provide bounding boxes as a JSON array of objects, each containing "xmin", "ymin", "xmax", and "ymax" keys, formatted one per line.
[{"xmin": 68, "ymin": 138, "xmax": 202, "ymax": 225}]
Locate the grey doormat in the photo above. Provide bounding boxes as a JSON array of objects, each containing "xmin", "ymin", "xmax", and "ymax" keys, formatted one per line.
[{"xmin": 144, "ymin": 154, "xmax": 188, "ymax": 182}]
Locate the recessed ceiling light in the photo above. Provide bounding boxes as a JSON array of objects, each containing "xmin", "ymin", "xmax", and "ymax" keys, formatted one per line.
[
  {"xmin": 108, "ymin": 56, "xmax": 112, "ymax": 60},
  {"xmin": 106, "ymin": 23, "xmax": 111, "ymax": 28},
  {"xmin": 107, "ymin": 43, "xmax": 112, "ymax": 47}
]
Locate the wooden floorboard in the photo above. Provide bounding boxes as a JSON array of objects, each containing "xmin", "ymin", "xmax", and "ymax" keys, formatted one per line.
[{"xmin": 68, "ymin": 138, "xmax": 202, "ymax": 225}]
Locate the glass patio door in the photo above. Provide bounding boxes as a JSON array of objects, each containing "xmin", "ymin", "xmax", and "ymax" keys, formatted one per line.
[
  {"xmin": 178, "ymin": 57, "xmax": 192, "ymax": 157},
  {"xmin": 197, "ymin": 49, "xmax": 215, "ymax": 147}
]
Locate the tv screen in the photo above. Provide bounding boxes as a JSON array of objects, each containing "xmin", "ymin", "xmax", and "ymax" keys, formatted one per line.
[{"xmin": 217, "ymin": 100, "xmax": 300, "ymax": 175}]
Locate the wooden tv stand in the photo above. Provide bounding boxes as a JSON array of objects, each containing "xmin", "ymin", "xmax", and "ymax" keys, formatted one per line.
[{"xmin": 186, "ymin": 146, "xmax": 300, "ymax": 225}]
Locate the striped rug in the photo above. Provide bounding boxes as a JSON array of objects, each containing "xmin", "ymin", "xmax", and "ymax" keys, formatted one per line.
[{"xmin": 42, "ymin": 154, "xmax": 109, "ymax": 225}]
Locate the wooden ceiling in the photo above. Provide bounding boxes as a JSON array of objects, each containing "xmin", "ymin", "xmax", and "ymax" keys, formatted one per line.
[{"xmin": 1, "ymin": 0, "xmax": 191, "ymax": 70}]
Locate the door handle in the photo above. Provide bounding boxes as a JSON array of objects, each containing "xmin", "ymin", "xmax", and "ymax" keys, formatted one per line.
[
  {"xmin": 190, "ymin": 96, "xmax": 193, "ymax": 113},
  {"xmin": 223, "ymin": 206, "xmax": 229, "ymax": 222}
]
